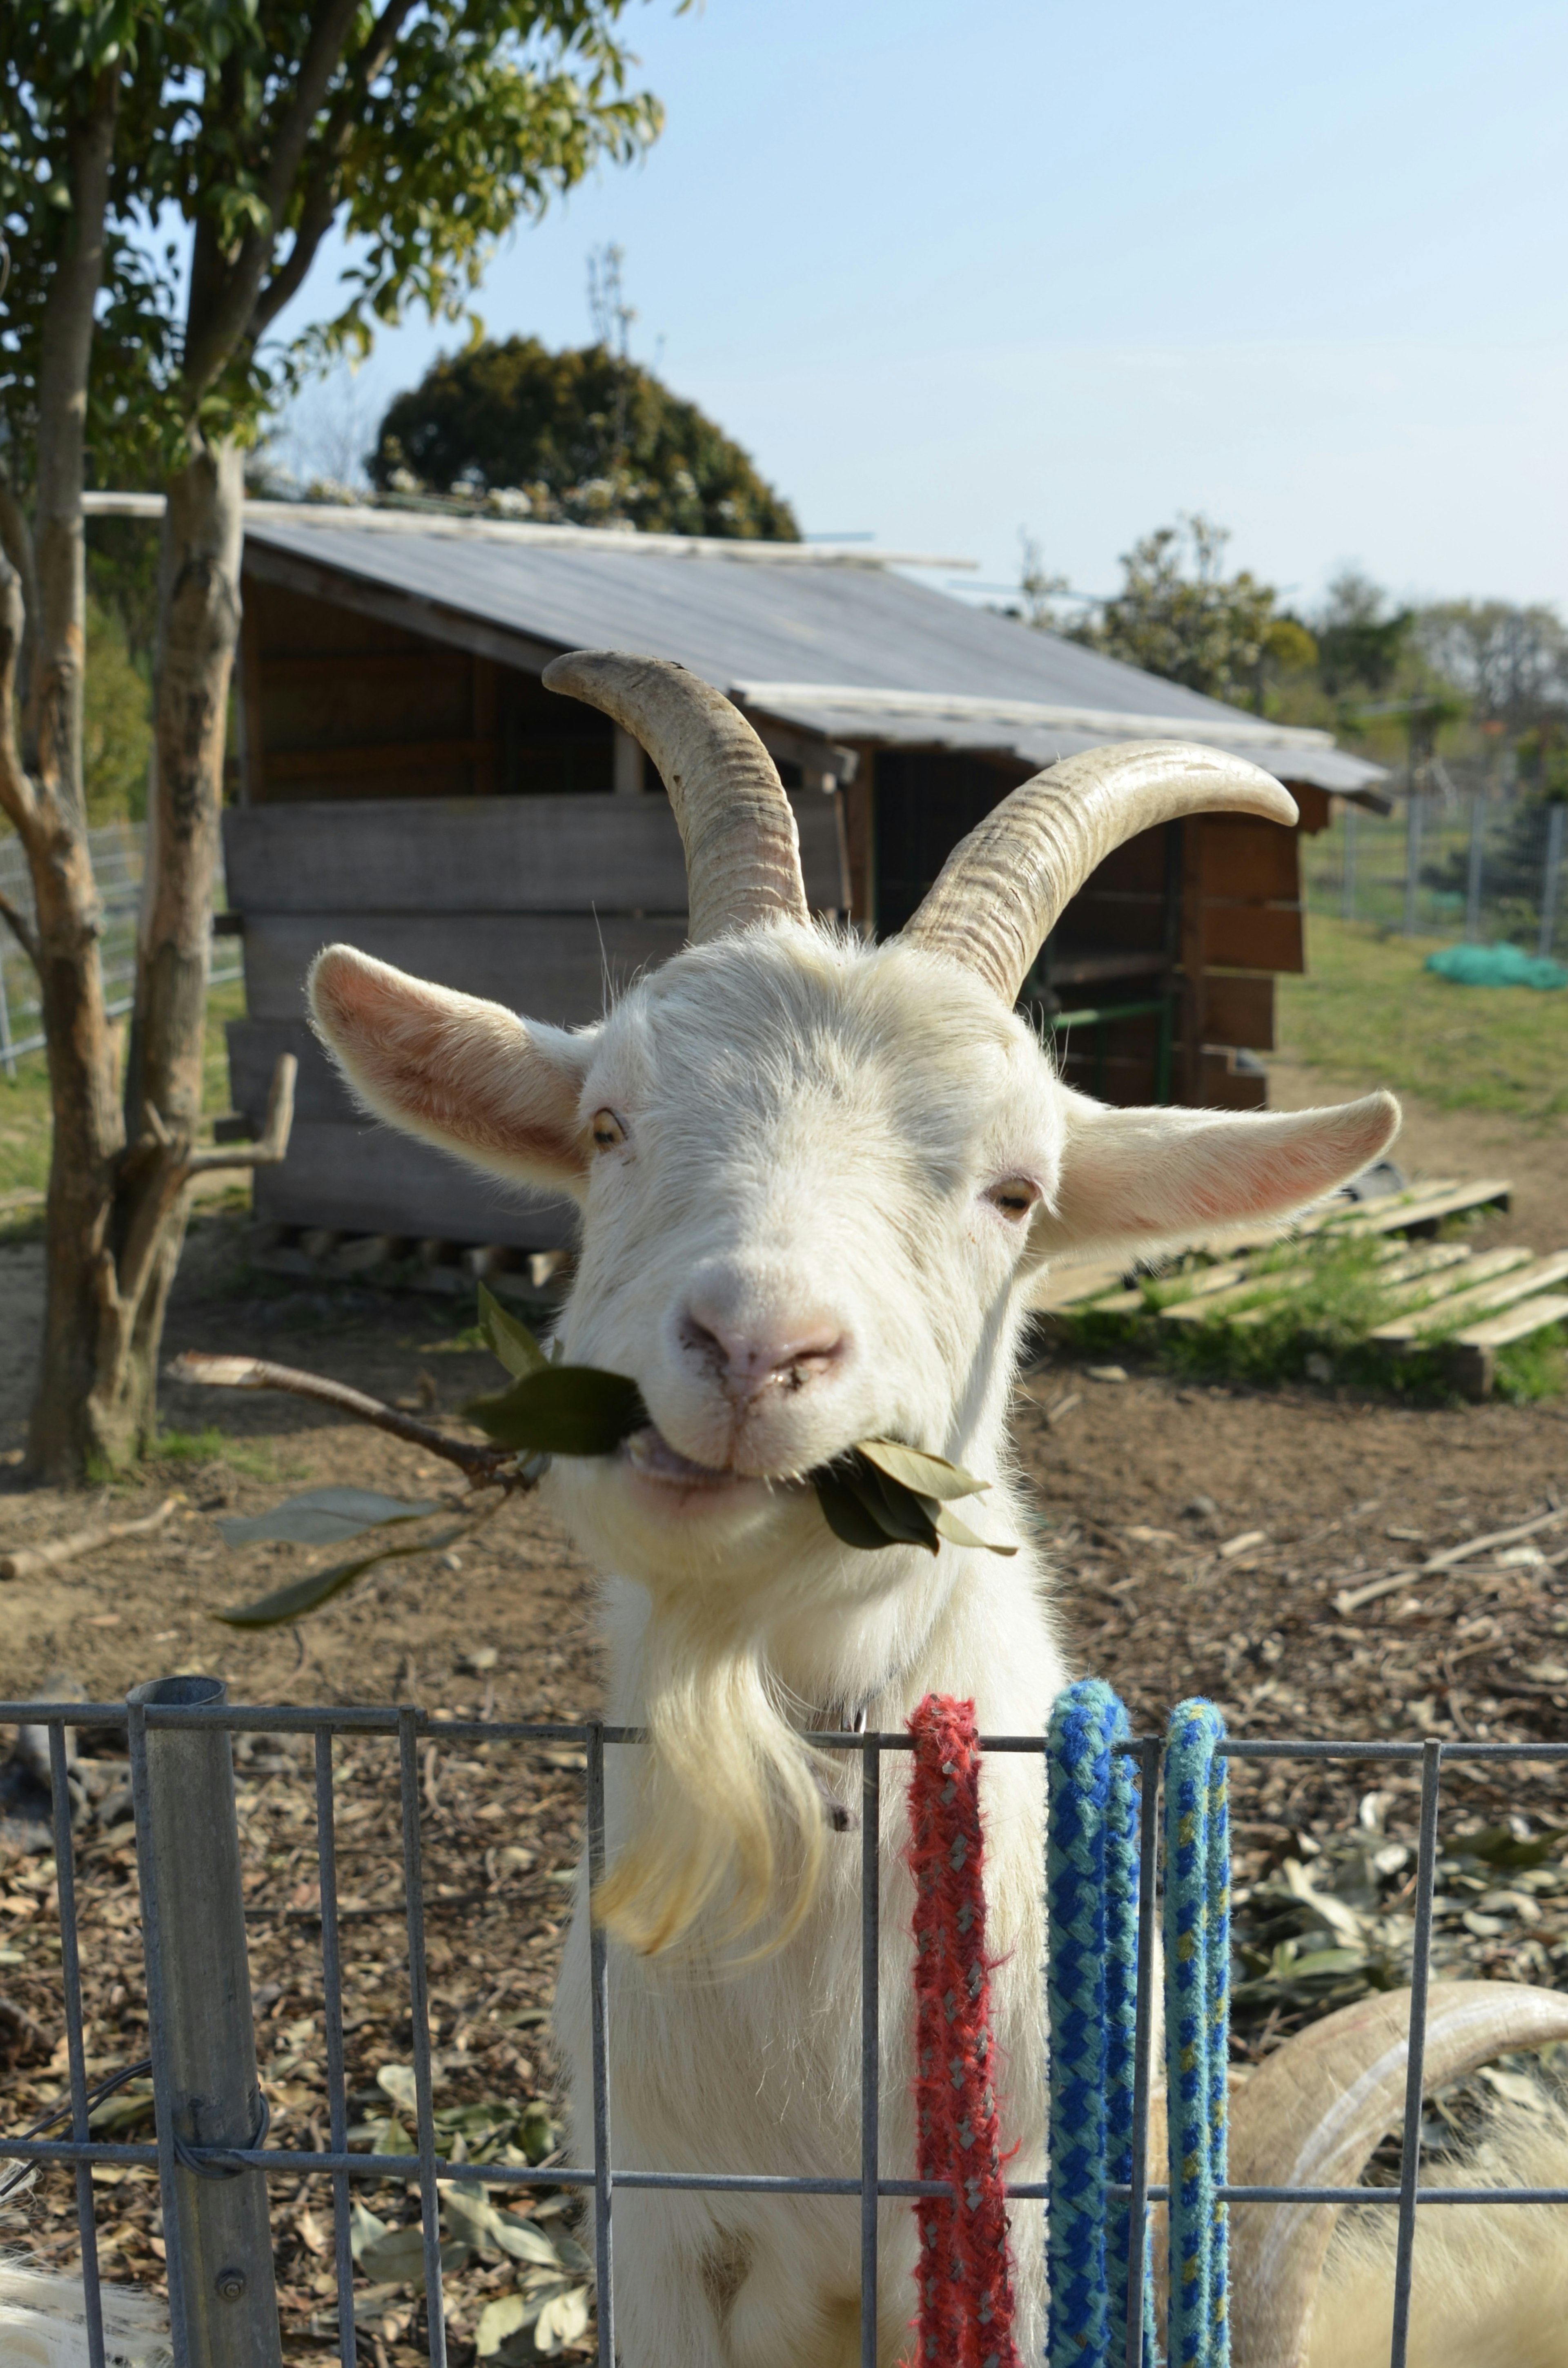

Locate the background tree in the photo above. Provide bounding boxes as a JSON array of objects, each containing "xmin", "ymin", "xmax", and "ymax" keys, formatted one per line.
[
  {"xmin": 1066, "ymin": 513, "xmax": 1315, "ymax": 710},
  {"xmin": 370, "ymin": 334, "xmax": 800, "ymax": 539},
  {"xmin": 0, "ymin": 0, "xmax": 663, "ymax": 1479},
  {"xmin": 1312, "ymin": 567, "xmax": 1413, "ymax": 699}
]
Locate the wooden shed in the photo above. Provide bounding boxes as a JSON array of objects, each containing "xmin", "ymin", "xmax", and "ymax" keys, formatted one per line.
[{"xmin": 222, "ymin": 507, "xmax": 1385, "ymax": 1256}]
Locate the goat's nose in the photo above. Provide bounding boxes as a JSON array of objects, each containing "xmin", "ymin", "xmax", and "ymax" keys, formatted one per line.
[{"xmin": 679, "ymin": 1300, "xmax": 848, "ymax": 1399}]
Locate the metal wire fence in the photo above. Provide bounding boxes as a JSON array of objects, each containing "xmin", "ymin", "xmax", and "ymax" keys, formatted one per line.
[
  {"xmin": 2, "ymin": 1686, "xmax": 1566, "ymax": 2368},
  {"xmin": 0, "ymin": 823, "xmax": 241, "ymax": 1075},
  {"xmin": 1303, "ymin": 796, "xmax": 1568, "ymax": 954}
]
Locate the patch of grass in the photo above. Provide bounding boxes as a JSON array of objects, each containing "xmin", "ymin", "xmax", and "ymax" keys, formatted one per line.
[
  {"xmin": 1279, "ymin": 913, "xmax": 1568, "ymax": 1125},
  {"xmin": 1058, "ymin": 1226, "xmax": 1566, "ymax": 1404},
  {"xmin": 0, "ymin": 974, "xmax": 249, "ymax": 1202},
  {"xmin": 152, "ymin": 1426, "xmax": 276, "ymax": 1478}
]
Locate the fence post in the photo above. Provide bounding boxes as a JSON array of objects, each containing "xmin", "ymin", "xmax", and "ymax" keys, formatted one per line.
[
  {"xmin": 1465, "ymin": 795, "xmax": 1485, "ymax": 943},
  {"xmin": 1341, "ymin": 805, "xmax": 1357, "ymax": 923},
  {"xmin": 1539, "ymin": 803, "xmax": 1566, "ymax": 961},
  {"xmin": 127, "ymin": 1676, "xmax": 283, "ymax": 2368},
  {"xmin": 1401, "ymin": 796, "xmax": 1423, "ymax": 936}
]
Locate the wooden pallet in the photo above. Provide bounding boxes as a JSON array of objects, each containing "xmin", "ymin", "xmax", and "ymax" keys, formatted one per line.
[
  {"xmin": 245, "ymin": 1222, "xmax": 573, "ymax": 1311},
  {"xmin": 1030, "ymin": 1176, "xmax": 1568, "ymax": 1397}
]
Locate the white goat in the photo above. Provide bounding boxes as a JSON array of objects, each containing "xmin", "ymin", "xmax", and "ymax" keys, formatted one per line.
[{"xmin": 6, "ymin": 656, "xmax": 1564, "ymax": 2364}]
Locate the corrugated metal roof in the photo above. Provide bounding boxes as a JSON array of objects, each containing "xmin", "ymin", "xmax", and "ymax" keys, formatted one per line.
[{"xmin": 244, "ymin": 515, "xmax": 1385, "ymax": 795}]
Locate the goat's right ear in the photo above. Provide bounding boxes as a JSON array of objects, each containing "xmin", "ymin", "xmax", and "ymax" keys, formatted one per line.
[{"xmin": 308, "ymin": 946, "xmax": 595, "ymax": 1199}]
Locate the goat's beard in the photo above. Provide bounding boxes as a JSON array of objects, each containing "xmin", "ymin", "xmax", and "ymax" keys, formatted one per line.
[{"xmin": 593, "ymin": 1592, "xmax": 835, "ymax": 1961}]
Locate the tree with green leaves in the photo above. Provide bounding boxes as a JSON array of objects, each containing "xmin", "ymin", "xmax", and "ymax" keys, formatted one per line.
[
  {"xmin": 0, "ymin": 0, "xmax": 664, "ymax": 1478},
  {"xmin": 1312, "ymin": 567, "xmax": 1413, "ymax": 699},
  {"xmin": 370, "ymin": 334, "xmax": 800, "ymax": 539},
  {"xmin": 1071, "ymin": 513, "xmax": 1316, "ymax": 710}
]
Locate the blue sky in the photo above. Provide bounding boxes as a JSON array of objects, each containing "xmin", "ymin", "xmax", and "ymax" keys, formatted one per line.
[{"xmin": 270, "ymin": 0, "xmax": 1568, "ymax": 615}]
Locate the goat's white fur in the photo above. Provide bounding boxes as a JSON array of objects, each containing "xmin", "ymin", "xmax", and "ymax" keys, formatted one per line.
[{"xmin": 306, "ymin": 914, "xmax": 1403, "ymax": 2364}]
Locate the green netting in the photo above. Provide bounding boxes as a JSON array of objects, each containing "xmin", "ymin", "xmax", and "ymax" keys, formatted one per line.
[{"xmin": 1425, "ymin": 942, "xmax": 1568, "ymax": 990}]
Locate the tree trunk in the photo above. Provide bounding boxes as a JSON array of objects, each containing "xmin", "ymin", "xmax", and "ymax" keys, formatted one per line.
[
  {"xmin": 24, "ymin": 439, "xmax": 247, "ymax": 1477},
  {"xmin": 31, "ymin": 67, "xmax": 120, "ymax": 815}
]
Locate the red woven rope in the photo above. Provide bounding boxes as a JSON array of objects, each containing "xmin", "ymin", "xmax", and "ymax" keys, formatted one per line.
[{"xmin": 907, "ymin": 1694, "xmax": 1021, "ymax": 2368}]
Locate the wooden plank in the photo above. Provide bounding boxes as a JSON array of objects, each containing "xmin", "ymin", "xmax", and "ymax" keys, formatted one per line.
[
  {"xmin": 1201, "ymin": 818, "xmax": 1300, "ymax": 903},
  {"xmin": 261, "ymin": 649, "xmax": 469, "ymax": 681},
  {"xmin": 1162, "ymin": 1264, "xmax": 1311, "ymax": 1323},
  {"xmin": 1333, "ymin": 1177, "xmax": 1512, "ymax": 1236},
  {"xmin": 1200, "ymin": 902, "xmax": 1305, "ymax": 973},
  {"xmin": 265, "ymin": 737, "xmax": 497, "ymax": 782},
  {"xmin": 1200, "ymin": 972, "xmax": 1274, "ymax": 1052},
  {"xmin": 241, "ymin": 911, "xmax": 688, "ymax": 1024},
  {"xmin": 238, "ymin": 604, "xmax": 266, "ymax": 803},
  {"xmin": 223, "ymin": 792, "xmax": 846, "ymax": 917},
  {"xmin": 1371, "ymin": 1250, "xmax": 1568, "ymax": 1347},
  {"xmin": 1024, "ymin": 1259, "xmax": 1133, "ymax": 1312},
  {"xmin": 1446, "ymin": 1295, "xmax": 1568, "ymax": 1398},
  {"xmin": 472, "ymin": 658, "xmax": 498, "ymax": 796},
  {"xmin": 252, "ymin": 1119, "xmax": 578, "ymax": 1251}
]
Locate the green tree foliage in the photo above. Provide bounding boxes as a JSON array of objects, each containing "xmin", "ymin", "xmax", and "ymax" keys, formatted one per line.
[
  {"xmin": 1312, "ymin": 568, "xmax": 1413, "ymax": 698},
  {"xmin": 1412, "ymin": 600, "xmax": 1568, "ymax": 736},
  {"xmin": 1071, "ymin": 513, "xmax": 1314, "ymax": 709},
  {"xmin": 370, "ymin": 337, "xmax": 800, "ymax": 539}
]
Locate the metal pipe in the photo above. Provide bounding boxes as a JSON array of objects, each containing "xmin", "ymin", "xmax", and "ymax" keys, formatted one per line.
[
  {"xmin": 1540, "ymin": 800, "xmax": 1565, "ymax": 960},
  {"xmin": 49, "ymin": 1718, "xmax": 107, "ymax": 2368},
  {"xmin": 859, "ymin": 1732, "xmax": 882, "ymax": 2368},
  {"xmin": 588, "ymin": 1720, "xmax": 616, "ymax": 2368},
  {"xmin": 1465, "ymin": 795, "xmax": 1485, "ymax": 943},
  {"xmin": 312, "ymin": 1730, "xmax": 356, "ymax": 2368},
  {"xmin": 1388, "ymin": 1737, "xmax": 1444, "ymax": 2368},
  {"xmin": 126, "ymin": 1676, "xmax": 283, "ymax": 2368},
  {"xmin": 396, "ymin": 1706, "xmax": 447, "ymax": 2368}
]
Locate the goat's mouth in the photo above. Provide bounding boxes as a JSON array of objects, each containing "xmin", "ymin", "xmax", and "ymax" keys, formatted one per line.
[{"xmin": 621, "ymin": 1424, "xmax": 753, "ymax": 1494}]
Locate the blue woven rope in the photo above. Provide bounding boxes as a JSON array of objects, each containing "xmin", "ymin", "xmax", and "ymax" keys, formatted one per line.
[
  {"xmin": 1162, "ymin": 1700, "xmax": 1230, "ymax": 2368},
  {"xmin": 1046, "ymin": 1680, "xmax": 1152, "ymax": 2368}
]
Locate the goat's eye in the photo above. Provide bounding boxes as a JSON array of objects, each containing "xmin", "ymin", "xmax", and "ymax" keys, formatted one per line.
[
  {"xmin": 590, "ymin": 1108, "xmax": 627, "ymax": 1150},
  {"xmin": 986, "ymin": 1176, "xmax": 1041, "ymax": 1220}
]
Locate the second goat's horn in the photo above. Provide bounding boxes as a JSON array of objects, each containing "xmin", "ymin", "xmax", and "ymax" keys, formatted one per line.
[
  {"xmin": 542, "ymin": 652, "xmax": 808, "ymax": 943},
  {"xmin": 900, "ymin": 740, "xmax": 1297, "ymax": 1005},
  {"xmin": 1227, "ymin": 1980, "xmax": 1568, "ymax": 2368}
]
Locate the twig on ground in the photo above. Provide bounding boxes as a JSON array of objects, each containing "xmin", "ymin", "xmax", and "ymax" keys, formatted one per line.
[
  {"xmin": 168, "ymin": 1351, "xmax": 520, "ymax": 1483},
  {"xmin": 0, "ymin": 1496, "xmax": 179, "ymax": 1583},
  {"xmin": 1334, "ymin": 1503, "xmax": 1568, "ymax": 1614}
]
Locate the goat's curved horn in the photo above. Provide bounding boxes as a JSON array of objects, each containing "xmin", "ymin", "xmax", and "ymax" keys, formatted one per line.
[
  {"xmin": 1228, "ymin": 1981, "xmax": 1568, "ymax": 2368},
  {"xmin": 900, "ymin": 742, "xmax": 1298, "ymax": 1004},
  {"xmin": 541, "ymin": 651, "xmax": 808, "ymax": 943}
]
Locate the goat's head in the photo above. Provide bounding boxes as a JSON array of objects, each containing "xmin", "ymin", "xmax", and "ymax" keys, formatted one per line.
[{"xmin": 310, "ymin": 653, "xmax": 1398, "ymax": 1949}]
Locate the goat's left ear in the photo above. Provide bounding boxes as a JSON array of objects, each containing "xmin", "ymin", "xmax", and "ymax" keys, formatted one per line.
[
  {"xmin": 1033, "ymin": 1087, "xmax": 1401, "ymax": 1263},
  {"xmin": 309, "ymin": 945, "xmax": 597, "ymax": 1200}
]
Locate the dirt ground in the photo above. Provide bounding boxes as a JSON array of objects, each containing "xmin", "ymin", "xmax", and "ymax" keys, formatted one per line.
[{"xmin": 1, "ymin": 1073, "xmax": 1566, "ymax": 2361}]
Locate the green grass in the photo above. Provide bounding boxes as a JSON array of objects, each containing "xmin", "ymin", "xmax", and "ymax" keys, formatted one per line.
[
  {"xmin": 1281, "ymin": 912, "xmax": 1568, "ymax": 1124},
  {"xmin": 0, "ymin": 974, "xmax": 248, "ymax": 1212},
  {"xmin": 1059, "ymin": 1219, "xmax": 1565, "ymax": 1402},
  {"xmin": 150, "ymin": 1425, "xmax": 277, "ymax": 1477}
]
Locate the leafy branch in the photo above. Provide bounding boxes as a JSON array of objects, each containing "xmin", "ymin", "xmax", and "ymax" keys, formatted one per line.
[{"xmin": 179, "ymin": 1287, "xmax": 1014, "ymax": 1629}]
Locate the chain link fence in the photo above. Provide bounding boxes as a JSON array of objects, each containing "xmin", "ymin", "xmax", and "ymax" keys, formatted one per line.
[
  {"xmin": 1303, "ymin": 796, "xmax": 1568, "ymax": 956},
  {"xmin": 2, "ymin": 1684, "xmax": 1567, "ymax": 2368},
  {"xmin": 0, "ymin": 823, "xmax": 241, "ymax": 1077}
]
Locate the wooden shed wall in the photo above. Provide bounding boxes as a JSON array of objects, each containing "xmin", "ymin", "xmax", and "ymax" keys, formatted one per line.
[{"xmin": 225, "ymin": 793, "xmax": 845, "ymax": 1248}]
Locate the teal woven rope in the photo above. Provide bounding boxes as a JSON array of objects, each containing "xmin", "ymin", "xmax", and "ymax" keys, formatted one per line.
[
  {"xmin": 1162, "ymin": 1700, "xmax": 1230, "ymax": 2368},
  {"xmin": 1046, "ymin": 1680, "xmax": 1150, "ymax": 2368}
]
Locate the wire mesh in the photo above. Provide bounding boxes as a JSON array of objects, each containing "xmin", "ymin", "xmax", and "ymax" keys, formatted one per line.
[{"xmin": 2, "ymin": 1698, "xmax": 1567, "ymax": 2368}]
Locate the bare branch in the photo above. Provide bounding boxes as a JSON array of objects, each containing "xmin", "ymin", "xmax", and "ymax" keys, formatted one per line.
[
  {"xmin": 181, "ymin": 0, "xmax": 366, "ymax": 397},
  {"xmin": 0, "ymin": 546, "xmax": 39, "ymax": 840},
  {"xmin": 185, "ymin": 1053, "xmax": 297, "ymax": 1173},
  {"xmin": 169, "ymin": 1352, "xmax": 518, "ymax": 1482},
  {"xmin": 1, "ymin": 1497, "xmax": 178, "ymax": 1584},
  {"xmin": 0, "ymin": 887, "xmax": 40, "ymax": 973},
  {"xmin": 250, "ymin": 0, "xmax": 420, "ymax": 339}
]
